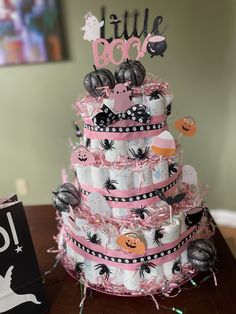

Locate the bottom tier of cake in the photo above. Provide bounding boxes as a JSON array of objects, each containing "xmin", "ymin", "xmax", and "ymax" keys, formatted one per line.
[{"xmin": 56, "ymin": 210, "xmax": 214, "ymax": 297}]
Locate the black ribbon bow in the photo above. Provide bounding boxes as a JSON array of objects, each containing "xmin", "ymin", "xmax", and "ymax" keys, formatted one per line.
[{"xmin": 93, "ymin": 104, "xmax": 151, "ymax": 127}]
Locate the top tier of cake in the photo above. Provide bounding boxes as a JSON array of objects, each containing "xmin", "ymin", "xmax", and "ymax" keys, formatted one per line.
[{"xmin": 75, "ymin": 76, "xmax": 174, "ymax": 162}]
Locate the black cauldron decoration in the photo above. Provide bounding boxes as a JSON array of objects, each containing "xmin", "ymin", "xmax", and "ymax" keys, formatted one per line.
[
  {"xmin": 185, "ymin": 207, "xmax": 204, "ymax": 227},
  {"xmin": 147, "ymin": 35, "xmax": 167, "ymax": 58}
]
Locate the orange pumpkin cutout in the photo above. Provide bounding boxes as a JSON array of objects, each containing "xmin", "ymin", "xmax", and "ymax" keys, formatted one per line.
[
  {"xmin": 175, "ymin": 116, "xmax": 197, "ymax": 137},
  {"xmin": 116, "ymin": 232, "xmax": 146, "ymax": 254}
]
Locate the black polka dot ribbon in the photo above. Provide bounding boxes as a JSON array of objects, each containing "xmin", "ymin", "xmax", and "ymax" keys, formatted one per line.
[
  {"xmin": 81, "ymin": 178, "xmax": 178, "ymax": 204},
  {"xmin": 65, "ymin": 224, "xmax": 199, "ymax": 266},
  {"xmin": 92, "ymin": 104, "xmax": 151, "ymax": 127}
]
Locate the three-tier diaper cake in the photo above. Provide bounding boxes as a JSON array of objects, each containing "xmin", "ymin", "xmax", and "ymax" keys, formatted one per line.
[{"xmin": 52, "ymin": 8, "xmax": 217, "ymax": 311}]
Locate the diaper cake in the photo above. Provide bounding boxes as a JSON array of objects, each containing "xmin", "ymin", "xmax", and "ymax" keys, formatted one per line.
[{"xmin": 52, "ymin": 8, "xmax": 216, "ymax": 304}]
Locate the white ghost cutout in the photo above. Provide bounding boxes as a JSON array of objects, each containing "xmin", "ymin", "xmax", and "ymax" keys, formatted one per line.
[
  {"xmin": 0, "ymin": 266, "xmax": 41, "ymax": 313},
  {"xmin": 182, "ymin": 165, "xmax": 198, "ymax": 185},
  {"xmin": 81, "ymin": 12, "xmax": 104, "ymax": 42}
]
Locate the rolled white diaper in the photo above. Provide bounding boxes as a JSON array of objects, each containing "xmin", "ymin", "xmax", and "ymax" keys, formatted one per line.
[
  {"xmin": 91, "ymin": 166, "xmax": 109, "ymax": 189},
  {"xmin": 161, "ymin": 218, "xmax": 181, "ymax": 279},
  {"xmin": 76, "ymin": 165, "xmax": 91, "ymax": 185},
  {"xmin": 133, "ymin": 166, "xmax": 153, "ymax": 189},
  {"xmin": 104, "ymin": 140, "xmax": 128, "ymax": 162},
  {"xmin": 143, "ymin": 95, "xmax": 165, "ymax": 116}
]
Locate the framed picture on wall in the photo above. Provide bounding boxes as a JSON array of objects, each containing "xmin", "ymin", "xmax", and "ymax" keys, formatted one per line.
[{"xmin": 0, "ymin": 0, "xmax": 66, "ymax": 66}]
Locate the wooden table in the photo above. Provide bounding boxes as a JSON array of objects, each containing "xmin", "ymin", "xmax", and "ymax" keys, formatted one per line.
[{"xmin": 25, "ymin": 205, "xmax": 236, "ymax": 314}]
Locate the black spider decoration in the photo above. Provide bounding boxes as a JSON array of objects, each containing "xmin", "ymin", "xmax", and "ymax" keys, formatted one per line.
[
  {"xmin": 169, "ymin": 162, "xmax": 178, "ymax": 176},
  {"xmin": 129, "ymin": 147, "xmax": 149, "ymax": 160},
  {"xmin": 153, "ymin": 227, "xmax": 164, "ymax": 245},
  {"xmin": 85, "ymin": 138, "xmax": 91, "ymax": 148},
  {"xmin": 103, "ymin": 177, "xmax": 118, "ymax": 192},
  {"xmin": 150, "ymin": 89, "xmax": 165, "ymax": 100},
  {"xmin": 87, "ymin": 232, "xmax": 102, "ymax": 245},
  {"xmin": 172, "ymin": 259, "xmax": 182, "ymax": 274},
  {"xmin": 100, "ymin": 139, "xmax": 115, "ymax": 151},
  {"xmin": 139, "ymin": 262, "xmax": 156, "ymax": 278},
  {"xmin": 75, "ymin": 262, "xmax": 84, "ymax": 274},
  {"xmin": 94, "ymin": 264, "xmax": 112, "ymax": 280},
  {"xmin": 131, "ymin": 206, "xmax": 150, "ymax": 219}
]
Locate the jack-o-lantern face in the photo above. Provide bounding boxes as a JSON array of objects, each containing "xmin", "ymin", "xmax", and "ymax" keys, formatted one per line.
[
  {"xmin": 175, "ymin": 117, "xmax": 196, "ymax": 137},
  {"xmin": 116, "ymin": 232, "xmax": 146, "ymax": 254},
  {"xmin": 70, "ymin": 145, "xmax": 95, "ymax": 166}
]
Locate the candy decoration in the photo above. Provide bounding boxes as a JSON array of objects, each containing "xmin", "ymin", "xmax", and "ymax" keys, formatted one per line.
[
  {"xmin": 93, "ymin": 103, "xmax": 150, "ymax": 127},
  {"xmin": 115, "ymin": 59, "xmax": 146, "ymax": 87},
  {"xmin": 52, "ymin": 183, "xmax": 80, "ymax": 212},
  {"xmin": 175, "ymin": 116, "xmax": 197, "ymax": 137},
  {"xmin": 187, "ymin": 239, "xmax": 217, "ymax": 271},
  {"xmin": 151, "ymin": 131, "xmax": 176, "ymax": 156},
  {"xmin": 113, "ymin": 83, "xmax": 132, "ymax": 112},
  {"xmin": 70, "ymin": 145, "xmax": 95, "ymax": 166},
  {"xmin": 146, "ymin": 35, "xmax": 167, "ymax": 58},
  {"xmin": 117, "ymin": 232, "xmax": 146, "ymax": 254},
  {"xmin": 182, "ymin": 165, "xmax": 198, "ymax": 185},
  {"xmin": 83, "ymin": 66, "xmax": 115, "ymax": 98}
]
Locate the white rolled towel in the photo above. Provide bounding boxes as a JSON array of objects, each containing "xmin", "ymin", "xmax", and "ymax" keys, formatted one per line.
[
  {"xmin": 102, "ymin": 224, "xmax": 119, "ymax": 250},
  {"xmin": 66, "ymin": 245, "xmax": 85, "ymax": 264},
  {"xmin": 74, "ymin": 217, "xmax": 87, "ymax": 238},
  {"xmin": 152, "ymin": 160, "xmax": 169, "ymax": 184},
  {"xmin": 109, "ymin": 167, "xmax": 133, "ymax": 219},
  {"xmin": 90, "ymin": 139, "xmax": 102, "ymax": 153},
  {"xmin": 143, "ymin": 95, "xmax": 165, "ymax": 116},
  {"xmin": 122, "ymin": 269, "xmax": 141, "ymax": 291},
  {"xmin": 112, "ymin": 208, "xmax": 129, "ymax": 220},
  {"xmin": 104, "ymin": 140, "xmax": 128, "ymax": 162},
  {"xmin": 76, "ymin": 165, "xmax": 91, "ymax": 185},
  {"xmin": 109, "ymin": 168, "xmax": 133, "ymax": 190},
  {"xmin": 133, "ymin": 166, "xmax": 153, "ymax": 189},
  {"xmin": 109, "ymin": 266, "xmax": 123, "ymax": 286},
  {"xmin": 106, "ymin": 234, "xmax": 119, "ymax": 250},
  {"xmin": 91, "ymin": 166, "xmax": 109, "ymax": 189},
  {"xmin": 83, "ymin": 260, "xmax": 99, "ymax": 284},
  {"xmin": 161, "ymin": 219, "xmax": 181, "ymax": 279},
  {"xmin": 174, "ymin": 211, "xmax": 189, "ymax": 264},
  {"xmin": 144, "ymin": 137, "xmax": 152, "ymax": 146},
  {"xmin": 140, "ymin": 264, "xmax": 164, "ymax": 283},
  {"xmin": 142, "ymin": 228, "xmax": 157, "ymax": 249}
]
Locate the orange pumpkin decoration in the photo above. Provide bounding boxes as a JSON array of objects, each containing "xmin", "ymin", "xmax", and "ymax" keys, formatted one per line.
[
  {"xmin": 175, "ymin": 116, "xmax": 197, "ymax": 137},
  {"xmin": 116, "ymin": 232, "xmax": 146, "ymax": 254}
]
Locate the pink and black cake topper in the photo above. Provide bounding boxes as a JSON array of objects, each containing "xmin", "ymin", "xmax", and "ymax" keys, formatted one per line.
[{"xmin": 81, "ymin": 8, "xmax": 167, "ymax": 67}]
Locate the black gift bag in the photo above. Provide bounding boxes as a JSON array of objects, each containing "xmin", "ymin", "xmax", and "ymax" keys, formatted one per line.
[{"xmin": 0, "ymin": 196, "xmax": 48, "ymax": 314}]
